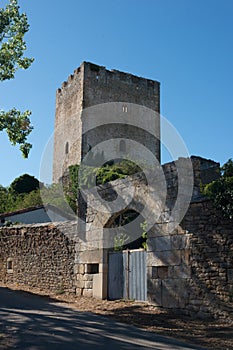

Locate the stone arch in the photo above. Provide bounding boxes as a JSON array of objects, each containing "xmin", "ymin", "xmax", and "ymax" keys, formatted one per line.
[{"xmin": 104, "ymin": 208, "xmax": 146, "ymax": 250}]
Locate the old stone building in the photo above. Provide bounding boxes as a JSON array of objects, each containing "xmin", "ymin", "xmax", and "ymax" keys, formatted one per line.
[
  {"xmin": 0, "ymin": 156, "xmax": 232, "ymax": 319},
  {"xmin": 0, "ymin": 62, "xmax": 232, "ymax": 320},
  {"xmin": 53, "ymin": 62, "xmax": 160, "ymax": 182}
]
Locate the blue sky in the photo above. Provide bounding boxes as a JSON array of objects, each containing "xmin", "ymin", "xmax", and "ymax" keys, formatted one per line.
[{"xmin": 0, "ymin": 0, "xmax": 233, "ymax": 187}]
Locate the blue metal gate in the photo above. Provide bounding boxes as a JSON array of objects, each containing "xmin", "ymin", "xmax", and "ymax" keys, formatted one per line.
[
  {"xmin": 108, "ymin": 251, "xmax": 124, "ymax": 300},
  {"xmin": 108, "ymin": 249, "xmax": 147, "ymax": 301}
]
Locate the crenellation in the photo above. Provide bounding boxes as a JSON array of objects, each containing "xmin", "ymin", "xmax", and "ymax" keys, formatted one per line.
[{"xmin": 68, "ymin": 74, "xmax": 74, "ymax": 82}]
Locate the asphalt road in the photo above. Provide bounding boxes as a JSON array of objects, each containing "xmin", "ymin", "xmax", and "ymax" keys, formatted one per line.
[{"xmin": 0, "ymin": 287, "xmax": 207, "ymax": 350}]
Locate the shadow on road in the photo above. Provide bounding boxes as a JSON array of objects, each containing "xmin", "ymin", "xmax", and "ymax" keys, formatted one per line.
[{"xmin": 0, "ymin": 287, "xmax": 206, "ymax": 350}]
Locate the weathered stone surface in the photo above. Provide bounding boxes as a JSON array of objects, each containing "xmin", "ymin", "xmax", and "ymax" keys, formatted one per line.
[
  {"xmin": 148, "ymin": 279, "xmax": 162, "ymax": 306},
  {"xmin": 147, "ymin": 250, "xmax": 181, "ymax": 267},
  {"xmin": 82, "ymin": 288, "xmax": 93, "ymax": 297},
  {"xmin": 147, "ymin": 236, "xmax": 171, "ymax": 252},
  {"xmin": 53, "ymin": 62, "xmax": 160, "ymax": 183},
  {"xmin": 227, "ymin": 269, "xmax": 233, "ymax": 282},
  {"xmin": 157, "ymin": 266, "xmax": 169, "ymax": 279},
  {"xmin": 171, "ymin": 235, "xmax": 189, "ymax": 250},
  {"xmin": 0, "ymin": 154, "xmax": 232, "ymax": 321},
  {"xmin": 169, "ymin": 264, "xmax": 191, "ymax": 279},
  {"xmin": 0, "ymin": 223, "xmax": 76, "ymax": 294},
  {"xmin": 161, "ymin": 279, "xmax": 189, "ymax": 309}
]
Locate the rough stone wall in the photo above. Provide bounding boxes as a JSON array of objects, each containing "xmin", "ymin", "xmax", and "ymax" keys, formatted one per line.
[
  {"xmin": 182, "ymin": 200, "xmax": 233, "ymax": 319},
  {"xmin": 147, "ymin": 200, "xmax": 233, "ymax": 320},
  {"xmin": 83, "ymin": 62, "xmax": 160, "ymax": 110},
  {"xmin": 82, "ymin": 62, "xmax": 160, "ymax": 163},
  {"xmin": 83, "ymin": 157, "xmax": 232, "ymax": 318},
  {"xmin": 162, "ymin": 156, "xmax": 220, "ymax": 207},
  {"xmin": 1, "ymin": 155, "xmax": 232, "ymax": 318},
  {"xmin": 76, "ymin": 172, "xmax": 152, "ymax": 298},
  {"xmin": 0, "ymin": 222, "xmax": 77, "ymax": 294},
  {"xmin": 53, "ymin": 62, "xmax": 161, "ymax": 182},
  {"xmin": 190, "ymin": 156, "xmax": 220, "ymax": 199},
  {"xmin": 147, "ymin": 224, "xmax": 191, "ymax": 310},
  {"xmin": 53, "ymin": 65, "xmax": 84, "ymax": 182}
]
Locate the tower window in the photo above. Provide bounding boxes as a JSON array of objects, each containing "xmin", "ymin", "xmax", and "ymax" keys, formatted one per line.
[
  {"xmin": 122, "ymin": 105, "xmax": 128, "ymax": 113},
  {"xmin": 65, "ymin": 142, "xmax": 69, "ymax": 155},
  {"xmin": 119, "ymin": 140, "xmax": 126, "ymax": 152}
]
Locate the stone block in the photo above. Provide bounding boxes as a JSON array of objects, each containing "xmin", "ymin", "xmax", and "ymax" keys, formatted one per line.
[
  {"xmin": 83, "ymin": 289, "xmax": 93, "ymax": 297},
  {"xmin": 76, "ymin": 264, "xmax": 85, "ymax": 274},
  {"xmin": 147, "ymin": 236, "xmax": 171, "ymax": 252},
  {"xmin": 83, "ymin": 274, "xmax": 93, "ymax": 281},
  {"xmin": 93, "ymin": 273, "xmax": 107, "ymax": 299},
  {"xmin": 181, "ymin": 249, "xmax": 191, "ymax": 265},
  {"xmin": 169, "ymin": 265, "xmax": 191, "ymax": 279},
  {"xmin": 76, "ymin": 279, "xmax": 85, "ymax": 289},
  {"xmin": 171, "ymin": 235, "xmax": 190, "ymax": 250},
  {"xmin": 147, "ymin": 251, "xmax": 181, "ymax": 267},
  {"xmin": 75, "ymin": 250, "xmax": 102, "ymax": 264},
  {"xmin": 86, "ymin": 228, "xmax": 102, "ymax": 242},
  {"xmin": 76, "ymin": 287, "xmax": 83, "ymax": 296},
  {"xmin": 161, "ymin": 280, "xmax": 179, "ymax": 308},
  {"xmin": 157, "ymin": 266, "xmax": 169, "ymax": 279},
  {"xmin": 161, "ymin": 279, "xmax": 189, "ymax": 308},
  {"xmin": 147, "ymin": 279, "xmax": 162, "ymax": 306},
  {"xmin": 84, "ymin": 281, "xmax": 93, "ymax": 289},
  {"xmin": 227, "ymin": 269, "xmax": 233, "ymax": 282}
]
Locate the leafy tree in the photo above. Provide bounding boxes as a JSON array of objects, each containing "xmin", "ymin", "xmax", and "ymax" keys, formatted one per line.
[
  {"xmin": 0, "ymin": 0, "xmax": 34, "ymax": 157},
  {"xmin": 0, "ymin": 184, "xmax": 9, "ymax": 213},
  {"xmin": 221, "ymin": 159, "xmax": 233, "ymax": 178},
  {"xmin": 203, "ymin": 159, "xmax": 233, "ymax": 220},
  {"xmin": 41, "ymin": 183, "xmax": 73, "ymax": 213},
  {"xmin": 0, "ymin": 159, "xmax": 142, "ymax": 215},
  {"xmin": 9, "ymin": 173, "xmax": 40, "ymax": 194},
  {"xmin": 13, "ymin": 189, "xmax": 42, "ymax": 210}
]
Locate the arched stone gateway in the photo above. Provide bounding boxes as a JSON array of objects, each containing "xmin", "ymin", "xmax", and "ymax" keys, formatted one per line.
[
  {"xmin": 105, "ymin": 209, "xmax": 147, "ymax": 301},
  {"xmin": 73, "ymin": 157, "xmax": 233, "ymax": 320},
  {"xmin": 0, "ymin": 157, "xmax": 232, "ymax": 319}
]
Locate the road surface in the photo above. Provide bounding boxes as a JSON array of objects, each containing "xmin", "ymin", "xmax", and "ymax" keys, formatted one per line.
[{"xmin": 0, "ymin": 287, "xmax": 206, "ymax": 350}]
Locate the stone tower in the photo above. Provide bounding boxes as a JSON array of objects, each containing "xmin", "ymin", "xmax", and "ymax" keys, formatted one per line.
[{"xmin": 53, "ymin": 62, "xmax": 160, "ymax": 182}]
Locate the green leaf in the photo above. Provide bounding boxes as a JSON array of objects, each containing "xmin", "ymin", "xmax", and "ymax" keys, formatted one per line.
[{"xmin": 0, "ymin": 0, "xmax": 34, "ymax": 157}]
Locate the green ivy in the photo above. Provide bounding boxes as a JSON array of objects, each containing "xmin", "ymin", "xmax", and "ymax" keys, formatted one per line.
[{"xmin": 140, "ymin": 220, "xmax": 148, "ymax": 250}]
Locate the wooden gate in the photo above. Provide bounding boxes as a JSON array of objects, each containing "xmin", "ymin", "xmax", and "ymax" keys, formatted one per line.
[{"xmin": 108, "ymin": 249, "xmax": 147, "ymax": 301}]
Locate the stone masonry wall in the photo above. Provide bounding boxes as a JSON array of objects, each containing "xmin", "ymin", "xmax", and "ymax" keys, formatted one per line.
[
  {"xmin": 147, "ymin": 199, "xmax": 233, "ymax": 320},
  {"xmin": 183, "ymin": 200, "xmax": 233, "ymax": 319},
  {"xmin": 0, "ymin": 222, "xmax": 77, "ymax": 294},
  {"xmin": 53, "ymin": 65, "xmax": 84, "ymax": 182},
  {"xmin": 1, "ymin": 156, "xmax": 232, "ymax": 319},
  {"xmin": 0, "ymin": 221, "xmax": 106, "ymax": 298},
  {"xmin": 53, "ymin": 61, "xmax": 161, "ymax": 182}
]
